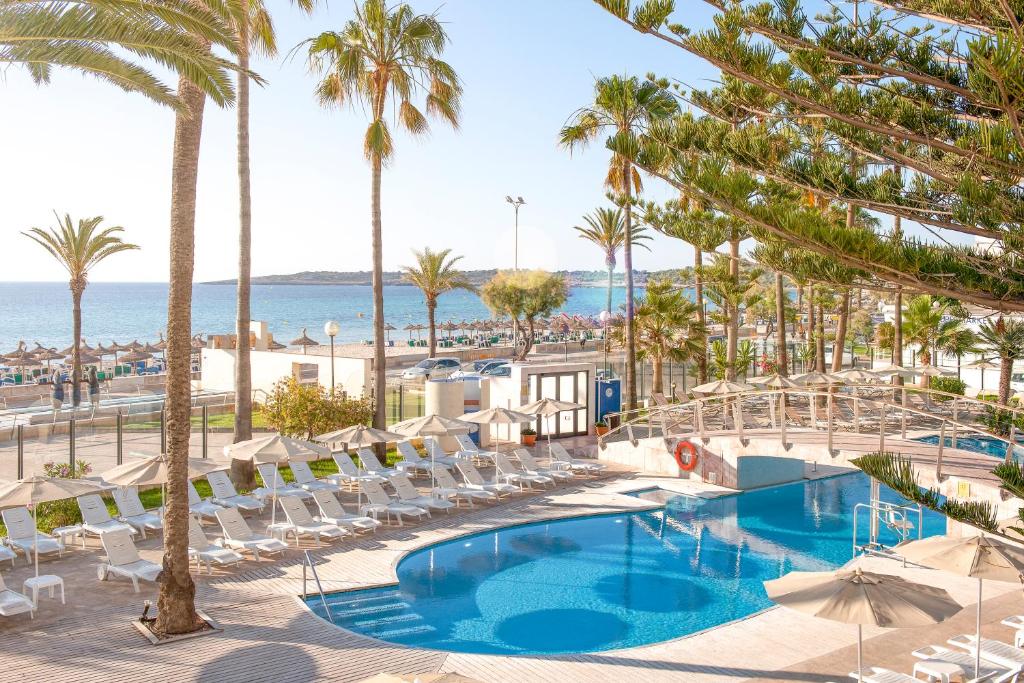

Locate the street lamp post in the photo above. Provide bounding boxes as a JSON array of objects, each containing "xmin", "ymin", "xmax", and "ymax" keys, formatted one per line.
[
  {"xmin": 599, "ymin": 310, "xmax": 611, "ymax": 374},
  {"xmin": 505, "ymin": 195, "xmax": 526, "ymax": 271},
  {"xmin": 324, "ymin": 320, "xmax": 340, "ymax": 395}
]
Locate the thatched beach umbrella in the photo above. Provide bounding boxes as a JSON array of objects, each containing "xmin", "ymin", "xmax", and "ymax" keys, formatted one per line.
[
  {"xmin": 33, "ymin": 347, "xmax": 64, "ymax": 372},
  {"xmin": 77, "ymin": 352, "xmax": 102, "ymax": 365},
  {"xmin": 290, "ymin": 328, "xmax": 319, "ymax": 355},
  {"xmin": 268, "ymin": 340, "xmax": 286, "ymax": 351},
  {"xmin": 119, "ymin": 349, "xmax": 152, "ymax": 374},
  {"xmin": 383, "ymin": 322, "xmax": 396, "ymax": 342}
]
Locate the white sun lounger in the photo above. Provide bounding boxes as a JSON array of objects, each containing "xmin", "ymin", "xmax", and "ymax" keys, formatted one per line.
[
  {"xmin": 389, "ymin": 473, "xmax": 456, "ymax": 514},
  {"xmin": 289, "ymin": 461, "xmax": 341, "ymax": 493},
  {"xmin": 278, "ymin": 496, "xmax": 348, "ymax": 546},
  {"xmin": 0, "ymin": 545, "xmax": 15, "ymax": 568},
  {"xmin": 431, "ymin": 464, "xmax": 495, "ymax": 507},
  {"xmin": 214, "ymin": 507, "xmax": 288, "ymax": 561},
  {"xmin": 255, "ymin": 463, "xmax": 313, "ymax": 501},
  {"xmin": 187, "ymin": 480, "xmax": 224, "ymax": 521},
  {"xmin": 97, "ymin": 529, "xmax": 162, "ymax": 592},
  {"xmin": 358, "ymin": 480, "xmax": 429, "ymax": 526},
  {"xmin": 1, "ymin": 507, "xmax": 63, "ymax": 563},
  {"xmin": 911, "ymin": 645, "xmax": 1015, "ymax": 681},
  {"xmin": 206, "ymin": 471, "xmax": 264, "ymax": 513},
  {"xmin": 0, "ymin": 574, "xmax": 34, "ymax": 618},
  {"xmin": 454, "ymin": 434, "xmax": 496, "ymax": 463},
  {"xmin": 395, "ymin": 441, "xmax": 448, "ymax": 475},
  {"xmin": 514, "ymin": 448, "xmax": 573, "ymax": 482},
  {"xmin": 847, "ymin": 667, "xmax": 917, "ymax": 683},
  {"xmin": 77, "ymin": 494, "xmax": 136, "ymax": 538},
  {"xmin": 310, "ymin": 489, "xmax": 381, "ymax": 533},
  {"xmin": 188, "ymin": 517, "xmax": 243, "ymax": 574},
  {"xmin": 326, "ymin": 451, "xmax": 386, "ymax": 490},
  {"xmin": 494, "ymin": 452, "xmax": 553, "ymax": 490},
  {"xmin": 356, "ymin": 448, "xmax": 398, "ymax": 478},
  {"xmin": 949, "ymin": 634, "xmax": 1024, "ymax": 669},
  {"xmin": 455, "ymin": 460, "xmax": 518, "ymax": 498},
  {"xmin": 425, "ymin": 438, "xmax": 461, "ymax": 466},
  {"xmin": 111, "ymin": 487, "xmax": 163, "ymax": 539},
  {"xmin": 548, "ymin": 442, "xmax": 605, "ymax": 473}
]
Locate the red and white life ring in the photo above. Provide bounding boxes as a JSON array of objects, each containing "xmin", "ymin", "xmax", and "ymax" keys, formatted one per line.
[{"xmin": 674, "ymin": 440, "xmax": 699, "ymax": 472}]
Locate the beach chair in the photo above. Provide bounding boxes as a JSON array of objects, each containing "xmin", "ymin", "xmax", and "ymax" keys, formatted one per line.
[
  {"xmin": 326, "ymin": 451, "xmax": 386, "ymax": 490},
  {"xmin": 111, "ymin": 487, "xmax": 163, "ymax": 539},
  {"xmin": 277, "ymin": 496, "xmax": 348, "ymax": 546},
  {"xmin": 358, "ymin": 480, "xmax": 429, "ymax": 526},
  {"xmin": 548, "ymin": 442, "xmax": 605, "ymax": 473},
  {"xmin": 206, "ymin": 471, "xmax": 264, "ymax": 513},
  {"xmin": 948, "ymin": 634, "xmax": 1024, "ymax": 670},
  {"xmin": 911, "ymin": 644, "xmax": 1015, "ymax": 681},
  {"xmin": 187, "ymin": 518, "xmax": 243, "ymax": 574},
  {"xmin": 77, "ymin": 494, "xmax": 136, "ymax": 538},
  {"xmin": 310, "ymin": 489, "xmax": 381, "ymax": 534},
  {"xmin": 187, "ymin": 479, "xmax": 224, "ymax": 521},
  {"xmin": 289, "ymin": 461, "xmax": 341, "ymax": 493},
  {"xmin": 356, "ymin": 447, "xmax": 398, "ymax": 478},
  {"xmin": 514, "ymin": 449, "xmax": 573, "ymax": 482},
  {"xmin": 784, "ymin": 404, "xmax": 810, "ymax": 427},
  {"xmin": 432, "ymin": 464, "xmax": 495, "ymax": 507},
  {"xmin": 0, "ymin": 545, "xmax": 15, "ymax": 568},
  {"xmin": 455, "ymin": 460, "xmax": 518, "ymax": 498},
  {"xmin": 0, "ymin": 575, "xmax": 34, "ymax": 618},
  {"xmin": 494, "ymin": 452, "xmax": 553, "ymax": 490},
  {"xmin": 214, "ymin": 507, "xmax": 288, "ymax": 561},
  {"xmin": 454, "ymin": 433, "xmax": 496, "ymax": 463},
  {"xmin": 1, "ymin": 507, "xmax": 63, "ymax": 563},
  {"xmin": 97, "ymin": 529, "xmax": 161, "ymax": 592},
  {"xmin": 847, "ymin": 667, "xmax": 917, "ymax": 683},
  {"xmin": 389, "ymin": 473, "xmax": 456, "ymax": 514},
  {"xmin": 425, "ymin": 438, "xmax": 461, "ymax": 466},
  {"xmin": 394, "ymin": 441, "xmax": 440, "ymax": 476},
  {"xmin": 254, "ymin": 463, "xmax": 313, "ymax": 501}
]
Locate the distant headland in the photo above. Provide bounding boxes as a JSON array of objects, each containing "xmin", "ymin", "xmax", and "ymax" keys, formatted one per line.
[{"xmin": 201, "ymin": 269, "xmax": 673, "ymax": 287}]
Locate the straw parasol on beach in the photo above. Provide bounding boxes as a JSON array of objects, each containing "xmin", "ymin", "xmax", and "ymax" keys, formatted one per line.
[
  {"xmin": 33, "ymin": 347, "xmax": 64, "ymax": 371},
  {"xmin": 764, "ymin": 567, "xmax": 963, "ymax": 682},
  {"xmin": 290, "ymin": 328, "xmax": 319, "ymax": 354},
  {"xmin": 268, "ymin": 340, "xmax": 286, "ymax": 351}
]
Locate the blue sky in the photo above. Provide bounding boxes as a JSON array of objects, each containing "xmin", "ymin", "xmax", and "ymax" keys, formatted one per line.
[{"xmin": 3, "ymin": 1, "xmax": 941, "ymax": 284}]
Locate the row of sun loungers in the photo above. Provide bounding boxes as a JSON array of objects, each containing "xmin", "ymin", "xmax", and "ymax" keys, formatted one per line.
[{"xmin": 853, "ymin": 631, "xmax": 1024, "ymax": 682}]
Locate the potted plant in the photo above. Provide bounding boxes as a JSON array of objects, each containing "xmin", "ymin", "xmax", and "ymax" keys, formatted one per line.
[
  {"xmin": 521, "ymin": 427, "xmax": 537, "ymax": 446},
  {"xmin": 595, "ymin": 420, "xmax": 609, "ymax": 436}
]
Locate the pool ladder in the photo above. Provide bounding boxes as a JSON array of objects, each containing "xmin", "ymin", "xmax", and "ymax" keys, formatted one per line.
[
  {"xmin": 852, "ymin": 500, "xmax": 923, "ymax": 559},
  {"xmin": 301, "ymin": 550, "xmax": 335, "ymax": 624}
]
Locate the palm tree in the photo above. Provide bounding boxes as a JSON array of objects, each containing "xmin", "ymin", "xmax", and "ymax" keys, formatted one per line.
[
  {"xmin": 611, "ymin": 278, "xmax": 704, "ymax": 395},
  {"xmin": 401, "ymin": 248, "xmax": 475, "ymax": 356},
  {"xmin": 940, "ymin": 328, "xmax": 978, "ymax": 380},
  {"xmin": 233, "ymin": 0, "xmax": 316, "ymax": 456},
  {"xmin": 22, "ymin": 215, "xmax": 137, "ymax": 405},
  {"xmin": 572, "ymin": 207, "xmax": 651, "ymax": 317},
  {"xmin": 902, "ymin": 295, "xmax": 968, "ymax": 385},
  {"xmin": 0, "ymin": 0, "xmax": 242, "ymax": 110},
  {"xmin": 304, "ymin": 0, "xmax": 462, "ymax": 429},
  {"xmin": 560, "ymin": 75, "xmax": 678, "ymax": 411},
  {"xmin": 976, "ymin": 318, "xmax": 1024, "ymax": 406}
]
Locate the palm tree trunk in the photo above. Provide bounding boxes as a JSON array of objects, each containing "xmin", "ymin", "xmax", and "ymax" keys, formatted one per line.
[
  {"xmin": 371, "ymin": 156, "xmax": 386, "ymax": 429},
  {"xmin": 832, "ymin": 289, "xmax": 850, "ymax": 372},
  {"xmin": 71, "ymin": 285, "xmax": 83, "ymax": 407},
  {"xmin": 427, "ymin": 299, "xmax": 437, "ymax": 357},
  {"xmin": 695, "ymin": 248, "xmax": 707, "ymax": 384},
  {"xmin": 155, "ymin": 70, "xmax": 206, "ymax": 636},
  {"xmin": 775, "ymin": 272, "xmax": 787, "ymax": 376},
  {"xmin": 1000, "ymin": 355, "xmax": 1013, "ymax": 406},
  {"xmin": 606, "ymin": 262, "xmax": 613, "ymax": 319},
  {"xmin": 726, "ymin": 238, "xmax": 740, "ymax": 380},
  {"xmin": 232, "ymin": 7, "xmax": 255, "ymax": 489},
  {"xmin": 652, "ymin": 356, "xmax": 664, "ymax": 394},
  {"xmin": 816, "ymin": 303, "xmax": 826, "ymax": 373},
  {"xmin": 808, "ymin": 283, "xmax": 816, "ymax": 369},
  {"xmin": 622, "ymin": 159, "xmax": 637, "ymax": 411}
]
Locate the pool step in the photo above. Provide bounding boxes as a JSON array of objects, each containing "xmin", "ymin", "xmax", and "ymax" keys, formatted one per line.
[
  {"xmin": 331, "ymin": 600, "xmax": 411, "ymax": 619},
  {"xmin": 353, "ymin": 612, "xmax": 423, "ymax": 628},
  {"xmin": 368, "ymin": 623, "xmax": 436, "ymax": 639},
  {"xmin": 328, "ymin": 590, "xmax": 402, "ymax": 609}
]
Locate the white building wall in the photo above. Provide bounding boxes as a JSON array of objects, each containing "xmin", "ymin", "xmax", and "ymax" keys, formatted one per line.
[{"xmin": 200, "ymin": 348, "xmax": 370, "ymax": 398}]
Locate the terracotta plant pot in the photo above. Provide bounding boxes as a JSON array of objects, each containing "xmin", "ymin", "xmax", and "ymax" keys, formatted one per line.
[
  {"xmin": 595, "ymin": 424, "xmax": 609, "ymax": 436},
  {"xmin": 522, "ymin": 434, "xmax": 537, "ymax": 447}
]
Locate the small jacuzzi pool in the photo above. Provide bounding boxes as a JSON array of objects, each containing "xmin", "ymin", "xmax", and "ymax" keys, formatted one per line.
[
  {"xmin": 305, "ymin": 473, "xmax": 944, "ymax": 655},
  {"xmin": 915, "ymin": 433, "xmax": 1024, "ymax": 459}
]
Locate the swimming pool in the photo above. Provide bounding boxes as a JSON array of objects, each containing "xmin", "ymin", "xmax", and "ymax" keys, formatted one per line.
[
  {"xmin": 305, "ymin": 473, "xmax": 945, "ymax": 655},
  {"xmin": 915, "ymin": 433, "xmax": 1023, "ymax": 460}
]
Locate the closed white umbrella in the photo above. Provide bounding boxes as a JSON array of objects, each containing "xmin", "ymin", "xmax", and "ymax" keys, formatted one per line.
[
  {"xmin": 898, "ymin": 534, "xmax": 1024, "ymax": 678},
  {"xmin": 0, "ymin": 476, "xmax": 108, "ymax": 577},
  {"xmin": 765, "ymin": 567, "xmax": 963, "ymax": 682},
  {"xmin": 225, "ymin": 435, "xmax": 328, "ymax": 526}
]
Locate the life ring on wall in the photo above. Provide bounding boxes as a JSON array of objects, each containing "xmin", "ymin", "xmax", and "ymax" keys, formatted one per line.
[{"xmin": 674, "ymin": 440, "xmax": 699, "ymax": 472}]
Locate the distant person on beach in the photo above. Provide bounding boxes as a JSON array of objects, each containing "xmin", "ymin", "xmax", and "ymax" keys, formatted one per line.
[
  {"xmin": 88, "ymin": 367, "xmax": 100, "ymax": 408},
  {"xmin": 50, "ymin": 369, "xmax": 64, "ymax": 410}
]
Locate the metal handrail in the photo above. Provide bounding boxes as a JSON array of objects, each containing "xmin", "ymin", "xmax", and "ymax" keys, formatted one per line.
[
  {"xmin": 852, "ymin": 499, "xmax": 923, "ymax": 559},
  {"xmin": 301, "ymin": 550, "xmax": 334, "ymax": 624}
]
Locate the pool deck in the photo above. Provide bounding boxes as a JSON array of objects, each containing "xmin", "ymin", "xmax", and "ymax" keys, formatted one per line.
[{"xmin": 2, "ymin": 464, "xmax": 1023, "ymax": 683}]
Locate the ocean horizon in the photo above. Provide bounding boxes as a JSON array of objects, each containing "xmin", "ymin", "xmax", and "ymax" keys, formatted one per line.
[{"xmin": 0, "ymin": 281, "xmax": 645, "ymax": 352}]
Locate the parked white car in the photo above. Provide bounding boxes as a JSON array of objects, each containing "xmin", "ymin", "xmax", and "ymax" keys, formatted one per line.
[
  {"xmin": 401, "ymin": 357, "xmax": 461, "ymax": 381},
  {"xmin": 450, "ymin": 359, "xmax": 510, "ymax": 380}
]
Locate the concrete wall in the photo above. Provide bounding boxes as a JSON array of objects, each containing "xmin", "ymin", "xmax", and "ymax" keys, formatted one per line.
[{"xmin": 200, "ymin": 348, "xmax": 370, "ymax": 398}]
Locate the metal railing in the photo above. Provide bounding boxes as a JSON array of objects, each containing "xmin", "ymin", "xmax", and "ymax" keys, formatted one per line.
[{"xmin": 301, "ymin": 550, "xmax": 334, "ymax": 624}]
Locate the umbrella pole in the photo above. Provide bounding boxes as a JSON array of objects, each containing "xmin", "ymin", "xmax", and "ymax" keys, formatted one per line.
[
  {"xmin": 34, "ymin": 504, "xmax": 39, "ymax": 579},
  {"xmin": 976, "ymin": 577, "xmax": 982, "ymax": 679},
  {"xmin": 271, "ymin": 462, "xmax": 278, "ymax": 528},
  {"xmin": 857, "ymin": 624, "xmax": 863, "ymax": 683}
]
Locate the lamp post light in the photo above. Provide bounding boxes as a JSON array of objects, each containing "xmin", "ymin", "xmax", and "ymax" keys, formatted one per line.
[
  {"xmin": 599, "ymin": 310, "xmax": 611, "ymax": 374},
  {"xmin": 324, "ymin": 320, "xmax": 340, "ymax": 394},
  {"xmin": 505, "ymin": 195, "xmax": 526, "ymax": 271}
]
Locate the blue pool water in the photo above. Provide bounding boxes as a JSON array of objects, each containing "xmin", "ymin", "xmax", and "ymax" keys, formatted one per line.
[
  {"xmin": 915, "ymin": 433, "xmax": 1023, "ymax": 460},
  {"xmin": 306, "ymin": 473, "xmax": 945, "ymax": 655}
]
